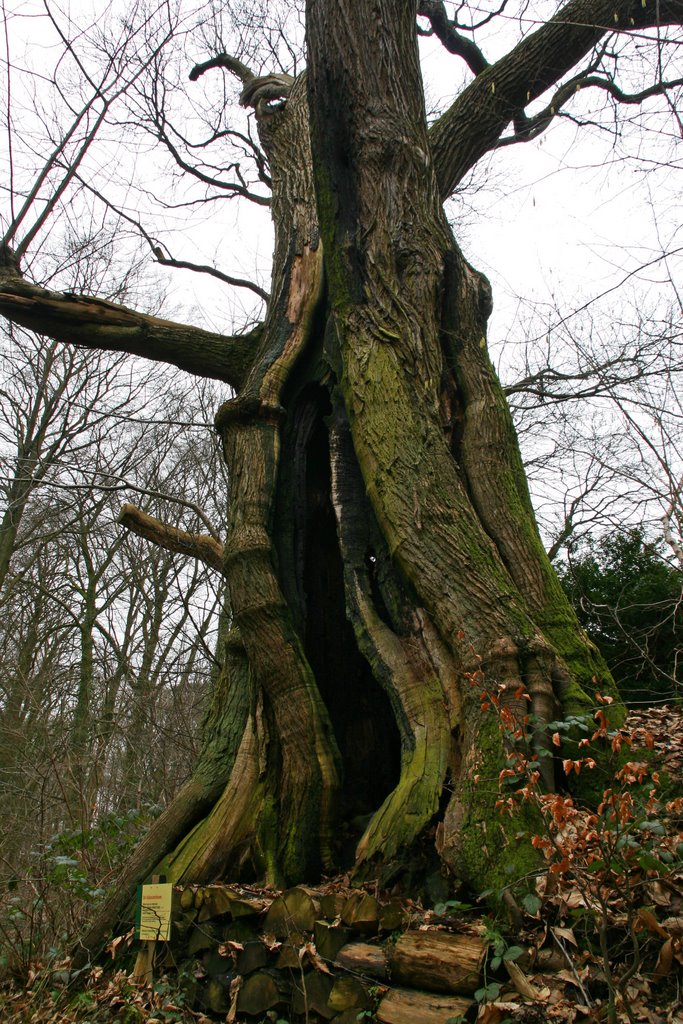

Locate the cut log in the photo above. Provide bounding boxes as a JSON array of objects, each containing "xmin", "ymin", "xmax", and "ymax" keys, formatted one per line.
[
  {"xmin": 291, "ymin": 970, "xmax": 335, "ymax": 1019},
  {"xmin": 204, "ymin": 946, "xmax": 237, "ymax": 977},
  {"xmin": 389, "ymin": 929, "xmax": 486, "ymax": 994},
  {"xmin": 335, "ymin": 942, "xmax": 388, "ymax": 979},
  {"xmin": 264, "ymin": 886, "xmax": 321, "ymax": 937},
  {"xmin": 319, "ymin": 891, "xmax": 347, "ymax": 919},
  {"xmin": 171, "ymin": 910, "xmax": 196, "ymax": 940},
  {"xmin": 236, "ymin": 969, "xmax": 289, "ymax": 1016},
  {"xmin": 314, "ymin": 920, "xmax": 351, "ymax": 962},
  {"xmin": 333, "ymin": 1012, "xmax": 371, "ymax": 1024},
  {"xmin": 328, "ymin": 975, "xmax": 371, "ymax": 1013},
  {"xmin": 187, "ymin": 921, "xmax": 221, "ymax": 955},
  {"xmin": 179, "ymin": 887, "xmax": 195, "ymax": 911},
  {"xmin": 236, "ymin": 939, "xmax": 268, "ymax": 975},
  {"xmin": 231, "ymin": 895, "xmax": 268, "ymax": 918},
  {"xmin": 379, "ymin": 900, "xmax": 407, "ymax": 932},
  {"xmin": 341, "ymin": 892, "xmax": 380, "ymax": 934},
  {"xmin": 275, "ymin": 930, "xmax": 305, "ymax": 969},
  {"xmin": 196, "ymin": 885, "xmax": 267, "ymax": 922},
  {"xmin": 376, "ymin": 987, "xmax": 473, "ymax": 1024},
  {"xmin": 198, "ymin": 886, "xmax": 235, "ymax": 921},
  {"xmin": 222, "ymin": 919, "xmax": 260, "ymax": 944},
  {"xmin": 203, "ymin": 976, "xmax": 233, "ymax": 1014}
]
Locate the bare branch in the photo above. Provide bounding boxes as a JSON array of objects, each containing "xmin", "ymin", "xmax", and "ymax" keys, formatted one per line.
[
  {"xmin": 497, "ymin": 72, "xmax": 683, "ymax": 148},
  {"xmin": 153, "ymin": 251, "xmax": 270, "ymax": 303},
  {"xmin": 0, "ymin": 270, "xmax": 259, "ymax": 390},
  {"xmin": 429, "ymin": 0, "xmax": 683, "ymax": 198},
  {"xmin": 118, "ymin": 503, "xmax": 225, "ymax": 574}
]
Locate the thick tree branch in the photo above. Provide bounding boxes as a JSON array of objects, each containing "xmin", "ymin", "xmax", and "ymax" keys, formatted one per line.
[
  {"xmin": 417, "ymin": 1, "xmax": 489, "ymax": 76},
  {"xmin": 429, "ymin": 0, "xmax": 683, "ymax": 198},
  {"xmin": 189, "ymin": 54, "xmax": 255, "ymax": 87},
  {"xmin": 0, "ymin": 264, "xmax": 258, "ymax": 390},
  {"xmin": 118, "ymin": 503, "xmax": 225, "ymax": 574}
]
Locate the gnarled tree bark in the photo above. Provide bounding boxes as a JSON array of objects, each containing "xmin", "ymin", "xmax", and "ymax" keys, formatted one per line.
[{"xmin": 3, "ymin": 0, "xmax": 669, "ymax": 969}]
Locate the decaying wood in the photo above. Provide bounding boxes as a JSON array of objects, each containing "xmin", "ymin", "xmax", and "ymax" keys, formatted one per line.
[
  {"xmin": 192, "ymin": 883, "xmax": 267, "ymax": 921},
  {"xmin": 119, "ymin": 505, "xmax": 225, "ymax": 575},
  {"xmin": 341, "ymin": 891, "xmax": 380, "ymax": 933},
  {"xmin": 236, "ymin": 970, "xmax": 290, "ymax": 1016},
  {"xmin": 275, "ymin": 930, "xmax": 305, "ymax": 969},
  {"xmin": 389, "ymin": 929, "xmax": 486, "ymax": 994},
  {"xmin": 236, "ymin": 939, "xmax": 268, "ymax": 975},
  {"xmin": 334, "ymin": 941, "xmax": 388, "ymax": 980},
  {"xmin": 327, "ymin": 975, "xmax": 371, "ymax": 1013},
  {"xmin": 291, "ymin": 971, "xmax": 335, "ymax": 1019},
  {"xmin": 379, "ymin": 900, "xmax": 408, "ymax": 932},
  {"xmin": 376, "ymin": 986, "xmax": 473, "ymax": 1024},
  {"xmin": 314, "ymin": 920, "xmax": 351, "ymax": 961},
  {"xmin": 264, "ymin": 886, "xmax": 322, "ymax": 937}
]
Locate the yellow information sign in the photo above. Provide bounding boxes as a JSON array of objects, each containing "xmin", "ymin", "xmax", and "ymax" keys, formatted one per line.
[{"xmin": 136, "ymin": 883, "xmax": 173, "ymax": 941}]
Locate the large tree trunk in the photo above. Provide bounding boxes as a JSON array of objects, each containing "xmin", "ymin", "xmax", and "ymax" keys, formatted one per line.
[
  {"xmin": 2, "ymin": 0, "xmax": 642, "ymax": 970},
  {"xmin": 143, "ymin": 5, "xmax": 616, "ymax": 901}
]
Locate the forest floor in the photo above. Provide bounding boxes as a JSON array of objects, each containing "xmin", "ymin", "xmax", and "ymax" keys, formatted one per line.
[{"xmin": 1, "ymin": 706, "xmax": 682, "ymax": 1024}]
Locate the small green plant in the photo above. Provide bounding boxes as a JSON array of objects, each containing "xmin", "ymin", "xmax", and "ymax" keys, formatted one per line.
[
  {"xmin": 469, "ymin": 665, "xmax": 683, "ymax": 1024},
  {"xmin": 433, "ymin": 899, "xmax": 472, "ymax": 916}
]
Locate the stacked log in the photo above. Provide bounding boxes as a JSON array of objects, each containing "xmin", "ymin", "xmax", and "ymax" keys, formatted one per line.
[{"xmin": 167, "ymin": 882, "xmax": 487, "ymax": 1022}]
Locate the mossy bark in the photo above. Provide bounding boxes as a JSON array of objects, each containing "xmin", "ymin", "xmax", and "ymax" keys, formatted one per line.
[{"xmin": 63, "ymin": 0, "xmax": 630, "ymax": 964}]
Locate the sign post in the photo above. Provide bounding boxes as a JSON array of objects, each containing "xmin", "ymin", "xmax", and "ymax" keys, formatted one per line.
[{"xmin": 132, "ymin": 876, "xmax": 172, "ymax": 985}]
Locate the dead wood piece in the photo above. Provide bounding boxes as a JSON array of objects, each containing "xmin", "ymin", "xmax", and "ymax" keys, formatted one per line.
[
  {"xmin": 179, "ymin": 887, "xmax": 196, "ymax": 911},
  {"xmin": 236, "ymin": 939, "xmax": 268, "ymax": 975},
  {"xmin": 222, "ymin": 919, "xmax": 260, "ymax": 944},
  {"xmin": 171, "ymin": 910, "xmax": 196, "ymax": 939},
  {"xmin": 203, "ymin": 976, "xmax": 233, "ymax": 1014},
  {"xmin": 319, "ymin": 891, "xmax": 347, "ymax": 919},
  {"xmin": 389, "ymin": 929, "xmax": 485, "ymax": 994},
  {"xmin": 315, "ymin": 920, "xmax": 351, "ymax": 962},
  {"xmin": 328, "ymin": 975, "xmax": 371, "ymax": 1012},
  {"xmin": 204, "ymin": 946, "xmax": 238, "ymax": 977},
  {"xmin": 236, "ymin": 969, "xmax": 289, "ymax": 1016},
  {"xmin": 291, "ymin": 970, "xmax": 335, "ymax": 1019},
  {"xmin": 275, "ymin": 930, "xmax": 305, "ymax": 968},
  {"xmin": 264, "ymin": 885, "xmax": 321, "ymax": 937},
  {"xmin": 379, "ymin": 900, "xmax": 408, "ymax": 932},
  {"xmin": 335, "ymin": 942, "xmax": 388, "ymax": 979},
  {"xmin": 198, "ymin": 886, "xmax": 235, "ymax": 921},
  {"xmin": 341, "ymin": 892, "xmax": 380, "ymax": 934},
  {"xmin": 333, "ymin": 1012, "xmax": 370, "ymax": 1024},
  {"xmin": 187, "ymin": 922, "xmax": 221, "ymax": 955},
  {"xmin": 376, "ymin": 986, "xmax": 473, "ymax": 1024},
  {"xmin": 231, "ymin": 895, "xmax": 268, "ymax": 918}
]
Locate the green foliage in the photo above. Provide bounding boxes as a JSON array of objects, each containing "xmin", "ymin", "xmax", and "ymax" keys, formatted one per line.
[
  {"xmin": 558, "ymin": 528, "xmax": 682, "ymax": 704},
  {"xmin": 0, "ymin": 805, "xmax": 154, "ymax": 982}
]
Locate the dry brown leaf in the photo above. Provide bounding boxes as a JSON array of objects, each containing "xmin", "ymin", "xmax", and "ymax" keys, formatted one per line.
[
  {"xmin": 298, "ymin": 940, "xmax": 333, "ymax": 974},
  {"xmin": 654, "ymin": 938, "xmax": 674, "ymax": 981},
  {"xmin": 477, "ymin": 1000, "xmax": 520, "ymax": 1024},
  {"xmin": 505, "ymin": 959, "xmax": 547, "ymax": 1001},
  {"xmin": 553, "ymin": 926, "xmax": 578, "ymax": 947},
  {"xmin": 225, "ymin": 975, "xmax": 242, "ymax": 1023},
  {"xmin": 638, "ymin": 908, "xmax": 670, "ymax": 938}
]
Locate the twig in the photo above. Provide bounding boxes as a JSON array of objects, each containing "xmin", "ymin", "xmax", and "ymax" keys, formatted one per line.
[{"xmin": 550, "ymin": 926, "xmax": 593, "ymax": 1007}]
